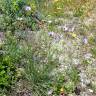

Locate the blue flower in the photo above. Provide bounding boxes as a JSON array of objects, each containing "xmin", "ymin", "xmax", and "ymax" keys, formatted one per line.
[
  {"xmin": 83, "ymin": 37, "xmax": 88, "ymax": 44},
  {"xmin": 25, "ymin": 6, "xmax": 31, "ymax": 11},
  {"xmin": 48, "ymin": 32, "xmax": 55, "ymax": 36}
]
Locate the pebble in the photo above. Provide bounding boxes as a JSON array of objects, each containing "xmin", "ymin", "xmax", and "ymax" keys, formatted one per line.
[
  {"xmin": 88, "ymin": 89, "xmax": 93, "ymax": 93},
  {"xmin": 84, "ymin": 53, "xmax": 92, "ymax": 59},
  {"xmin": 48, "ymin": 89, "xmax": 53, "ymax": 95}
]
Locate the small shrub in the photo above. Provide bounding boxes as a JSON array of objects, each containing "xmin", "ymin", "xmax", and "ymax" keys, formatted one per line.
[
  {"xmin": 0, "ymin": 55, "xmax": 16, "ymax": 90},
  {"xmin": 67, "ymin": 67, "xmax": 80, "ymax": 84},
  {"xmin": 25, "ymin": 49, "xmax": 58, "ymax": 96},
  {"xmin": 83, "ymin": 60, "xmax": 90, "ymax": 65},
  {"xmin": 64, "ymin": 81, "xmax": 75, "ymax": 93},
  {"xmin": 0, "ymin": 33, "xmax": 25, "ymax": 95},
  {"xmin": 74, "ymin": 7, "xmax": 84, "ymax": 17},
  {"xmin": 0, "ymin": 0, "xmax": 42, "ymax": 32},
  {"xmin": 89, "ymin": 36, "xmax": 96, "ymax": 45},
  {"xmin": 91, "ymin": 48, "xmax": 96, "ymax": 58}
]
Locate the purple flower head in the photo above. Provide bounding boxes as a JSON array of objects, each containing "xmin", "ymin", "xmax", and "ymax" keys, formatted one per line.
[
  {"xmin": 83, "ymin": 37, "xmax": 88, "ymax": 44},
  {"xmin": 48, "ymin": 31, "xmax": 55, "ymax": 36},
  {"xmin": 25, "ymin": 6, "xmax": 31, "ymax": 11}
]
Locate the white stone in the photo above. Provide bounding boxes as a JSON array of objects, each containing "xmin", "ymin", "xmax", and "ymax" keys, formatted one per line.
[
  {"xmin": 48, "ymin": 20, "xmax": 52, "ymax": 24},
  {"xmin": 84, "ymin": 53, "xmax": 92, "ymax": 59},
  {"xmin": 48, "ymin": 90, "xmax": 53, "ymax": 95},
  {"xmin": 17, "ymin": 17, "xmax": 23, "ymax": 21},
  {"xmin": 73, "ymin": 58, "xmax": 80, "ymax": 65},
  {"xmin": 88, "ymin": 89, "xmax": 93, "ymax": 93}
]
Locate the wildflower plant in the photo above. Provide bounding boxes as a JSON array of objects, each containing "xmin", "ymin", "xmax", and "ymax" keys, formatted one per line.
[
  {"xmin": 0, "ymin": 34, "xmax": 20, "ymax": 94},
  {"xmin": 23, "ymin": 31, "xmax": 59, "ymax": 96},
  {"xmin": 0, "ymin": 0, "xmax": 41, "ymax": 32}
]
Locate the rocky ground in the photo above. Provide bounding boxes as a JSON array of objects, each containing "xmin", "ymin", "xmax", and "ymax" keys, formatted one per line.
[
  {"xmin": 16, "ymin": 11, "xmax": 96, "ymax": 95},
  {"xmin": 45, "ymin": 10, "xmax": 96, "ymax": 96}
]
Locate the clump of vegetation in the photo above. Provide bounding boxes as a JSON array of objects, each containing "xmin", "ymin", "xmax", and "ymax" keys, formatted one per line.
[
  {"xmin": 26, "ymin": 56, "xmax": 58, "ymax": 96},
  {"xmin": 0, "ymin": 55, "xmax": 16, "ymax": 90},
  {"xmin": 0, "ymin": 0, "xmax": 43, "ymax": 32},
  {"xmin": 0, "ymin": 35, "xmax": 18, "ymax": 93},
  {"xmin": 91, "ymin": 47, "xmax": 96, "ymax": 58},
  {"xmin": 0, "ymin": 32, "xmax": 27, "ymax": 95}
]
